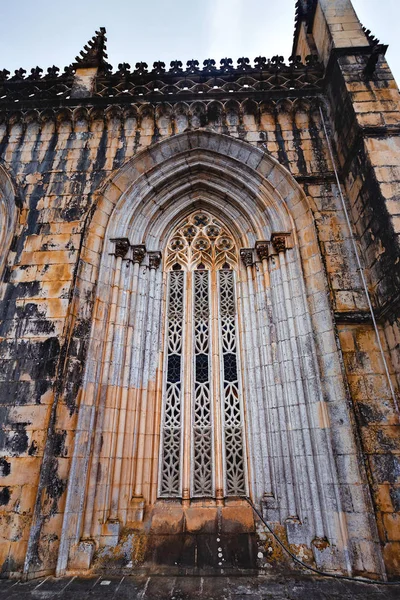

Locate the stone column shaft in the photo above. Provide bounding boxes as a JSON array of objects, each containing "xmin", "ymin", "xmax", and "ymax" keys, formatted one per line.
[
  {"xmin": 82, "ymin": 252, "xmax": 124, "ymax": 539},
  {"xmin": 267, "ymin": 252, "xmax": 298, "ymax": 519},
  {"xmin": 134, "ymin": 253, "xmax": 161, "ymax": 499},
  {"xmin": 245, "ymin": 262, "xmax": 272, "ymax": 500}
]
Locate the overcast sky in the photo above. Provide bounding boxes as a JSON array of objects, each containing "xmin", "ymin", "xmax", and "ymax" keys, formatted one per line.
[{"xmin": 1, "ymin": 1, "xmax": 399, "ymax": 83}]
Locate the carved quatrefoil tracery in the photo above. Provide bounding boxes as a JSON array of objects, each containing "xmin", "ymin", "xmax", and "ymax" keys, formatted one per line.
[{"xmin": 166, "ymin": 211, "xmax": 237, "ymax": 271}]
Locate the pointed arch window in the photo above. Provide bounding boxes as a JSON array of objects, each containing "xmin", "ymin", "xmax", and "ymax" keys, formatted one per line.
[{"xmin": 159, "ymin": 211, "xmax": 247, "ymax": 499}]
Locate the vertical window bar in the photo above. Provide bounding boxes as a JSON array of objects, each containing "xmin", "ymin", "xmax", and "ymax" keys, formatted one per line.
[
  {"xmin": 159, "ymin": 270, "xmax": 185, "ymax": 497},
  {"xmin": 192, "ymin": 269, "xmax": 213, "ymax": 497},
  {"xmin": 218, "ymin": 269, "xmax": 246, "ymax": 496}
]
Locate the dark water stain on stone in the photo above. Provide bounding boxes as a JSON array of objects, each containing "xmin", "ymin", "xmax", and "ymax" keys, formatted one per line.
[
  {"xmin": 45, "ymin": 459, "xmax": 67, "ymax": 516},
  {"xmin": 0, "ymin": 458, "xmax": 11, "ymax": 477},
  {"xmin": 0, "ymin": 487, "xmax": 10, "ymax": 506},
  {"xmin": 275, "ymin": 121, "xmax": 289, "ymax": 169},
  {"xmin": 28, "ymin": 441, "xmax": 38, "ymax": 456},
  {"xmin": 53, "ymin": 431, "xmax": 67, "ymax": 457},
  {"xmin": 4, "ymin": 425, "xmax": 29, "ymax": 456}
]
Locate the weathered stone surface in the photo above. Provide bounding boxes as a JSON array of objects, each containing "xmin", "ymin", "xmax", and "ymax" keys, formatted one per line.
[{"xmin": 0, "ymin": 0, "xmax": 399, "ymax": 581}]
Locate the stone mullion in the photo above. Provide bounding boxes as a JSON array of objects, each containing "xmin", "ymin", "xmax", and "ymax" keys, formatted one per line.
[
  {"xmin": 278, "ymin": 248, "xmax": 325, "ymax": 539},
  {"xmin": 267, "ymin": 252, "xmax": 298, "ymax": 520},
  {"xmin": 238, "ymin": 250, "xmax": 265, "ymax": 501},
  {"xmin": 243, "ymin": 252, "xmax": 272, "ymax": 502},
  {"xmin": 211, "ymin": 268, "xmax": 224, "ymax": 503},
  {"xmin": 134, "ymin": 253, "xmax": 161, "ymax": 501},
  {"xmin": 182, "ymin": 270, "xmax": 192, "ymax": 506}
]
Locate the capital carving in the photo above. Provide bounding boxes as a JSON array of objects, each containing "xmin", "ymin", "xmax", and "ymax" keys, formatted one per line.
[
  {"xmin": 240, "ymin": 248, "xmax": 254, "ymax": 267},
  {"xmin": 148, "ymin": 251, "xmax": 162, "ymax": 269},
  {"xmin": 271, "ymin": 233, "xmax": 289, "ymax": 254},
  {"xmin": 255, "ymin": 241, "xmax": 269, "ymax": 261},
  {"xmin": 131, "ymin": 245, "xmax": 146, "ymax": 264},
  {"xmin": 111, "ymin": 237, "xmax": 130, "ymax": 258}
]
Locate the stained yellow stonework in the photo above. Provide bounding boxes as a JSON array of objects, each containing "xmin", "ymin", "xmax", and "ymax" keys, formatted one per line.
[{"xmin": 0, "ymin": 0, "xmax": 399, "ymax": 581}]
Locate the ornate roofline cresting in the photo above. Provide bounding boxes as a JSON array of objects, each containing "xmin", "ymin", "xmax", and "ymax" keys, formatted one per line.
[{"xmin": 0, "ymin": 26, "xmax": 325, "ymax": 114}]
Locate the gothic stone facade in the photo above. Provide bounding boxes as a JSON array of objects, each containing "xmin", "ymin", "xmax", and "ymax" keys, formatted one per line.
[{"xmin": 0, "ymin": 0, "xmax": 400, "ymax": 580}]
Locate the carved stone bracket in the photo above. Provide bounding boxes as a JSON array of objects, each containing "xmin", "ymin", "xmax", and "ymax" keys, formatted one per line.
[
  {"xmin": 255, "ymin": 241, "xmax": 269, "ymax": 261},
  {"xmin": 271, "ymin": 232, "xmax": 291, "ymax": 254},
  {"xmin": 240, "ymin": 248, "xmax": 254, "ymax": 267},
  {"xmin": 110, "ymin": 237, "xmax": 130, "ymax": 258},
  {"xmin": 148, "ymin": 251, "xmax": 162, "ymax": 269},
  {"xmin": 131, "ymin": 244, "xmax": 146, "ymax": 264}
]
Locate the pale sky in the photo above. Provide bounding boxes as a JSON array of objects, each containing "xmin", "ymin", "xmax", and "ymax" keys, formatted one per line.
[{"xmin": 1, "ymin": 1, "xmax": 399, "ymax": 83}]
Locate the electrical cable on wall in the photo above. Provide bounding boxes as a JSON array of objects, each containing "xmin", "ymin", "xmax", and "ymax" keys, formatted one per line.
[
  {"xmin": 319, "ymin": 105, "xmax": 399, "ymax": 417},
  {"xmin": 245, "ymin": 497, "xmax": 400, "ymax": 586}
]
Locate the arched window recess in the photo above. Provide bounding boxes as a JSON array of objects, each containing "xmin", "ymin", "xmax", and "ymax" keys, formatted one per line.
[{"xmin": 159, "ymin": 211, "xmax": 247, "ymax": 501}]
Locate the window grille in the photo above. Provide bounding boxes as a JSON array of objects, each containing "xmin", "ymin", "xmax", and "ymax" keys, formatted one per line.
[
  {"xmin": 159, "ymin": 270, "xmax": 184, "ymax": 496},
  {"xmin": 159, "ymin": 211, "xmax": 246, "ymax": 499}
]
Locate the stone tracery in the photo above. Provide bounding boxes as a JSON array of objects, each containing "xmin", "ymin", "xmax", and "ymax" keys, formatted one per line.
[
  {"xmin": 161, "ymin": 211, "xmax": 245, "ymax": 500},
  {"xmin": 165, "ymin": 212, "xmax": 238, "ymax": 271}
]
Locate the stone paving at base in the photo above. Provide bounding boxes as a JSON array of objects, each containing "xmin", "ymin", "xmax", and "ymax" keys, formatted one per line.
[{"xmin": 0, "ymin": 574, "xmax": 399, "ymax": 600}]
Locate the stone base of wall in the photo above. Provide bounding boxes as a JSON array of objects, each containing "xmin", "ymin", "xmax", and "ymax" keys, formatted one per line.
[{"xmin": 63, "ymin": 501, "xmax": 357, "ymax": 576}]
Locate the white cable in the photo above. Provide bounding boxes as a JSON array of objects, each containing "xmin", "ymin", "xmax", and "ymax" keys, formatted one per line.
[{"xmin": 319, "ymin": 106, "xmax": 399, "ymax": 415}]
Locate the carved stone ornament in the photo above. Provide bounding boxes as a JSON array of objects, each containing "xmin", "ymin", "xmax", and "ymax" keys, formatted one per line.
[
  {"xmin": 271, "ymin": 233, "xmax": 289, "ymax": 253},
  {"xmin": 131, "ymin": 245, "xmax": 146, "ymax": 264},
  {"xmin": 240, "ymin": 248, "xmax": 254, "ymax": 267},
  {"xmin": 255, "ymin": 241, "xmax": 269, "ymax": 261},
  {"xmin": 148, "ymin": 251, "xmax": 162, "ymax": 269},
  {"xmin": 111, "ymin": 237, "xmax": 130, "ymax": 258}
]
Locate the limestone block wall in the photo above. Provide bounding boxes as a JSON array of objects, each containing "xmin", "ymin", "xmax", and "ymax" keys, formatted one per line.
[
  {"xmin": 294, "ymin": 0, "xmax": 400, "ymax": 577},
  {"xmin": 0, "ymin": 102, "xmax": 372, "ymax": 576},
  {"xmin": 326, "ymin": 56, "xmax": 400, "ymax": 573}
]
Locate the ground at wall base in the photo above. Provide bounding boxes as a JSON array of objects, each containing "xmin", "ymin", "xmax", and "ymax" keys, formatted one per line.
[{"xmin": 1, "ymin": 573, "xmax": 400, "ymax": 599}]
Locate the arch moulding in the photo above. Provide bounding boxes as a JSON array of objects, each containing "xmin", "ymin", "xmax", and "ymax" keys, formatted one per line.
[{"xmin": 0, "ymin": 162, "xmax": 18, "ymax": 280}]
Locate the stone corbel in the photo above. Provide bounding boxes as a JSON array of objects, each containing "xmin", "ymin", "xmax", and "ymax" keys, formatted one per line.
[{"xmin": 240, "ymin": 248, "xmax": 254, "ymax": 267}]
